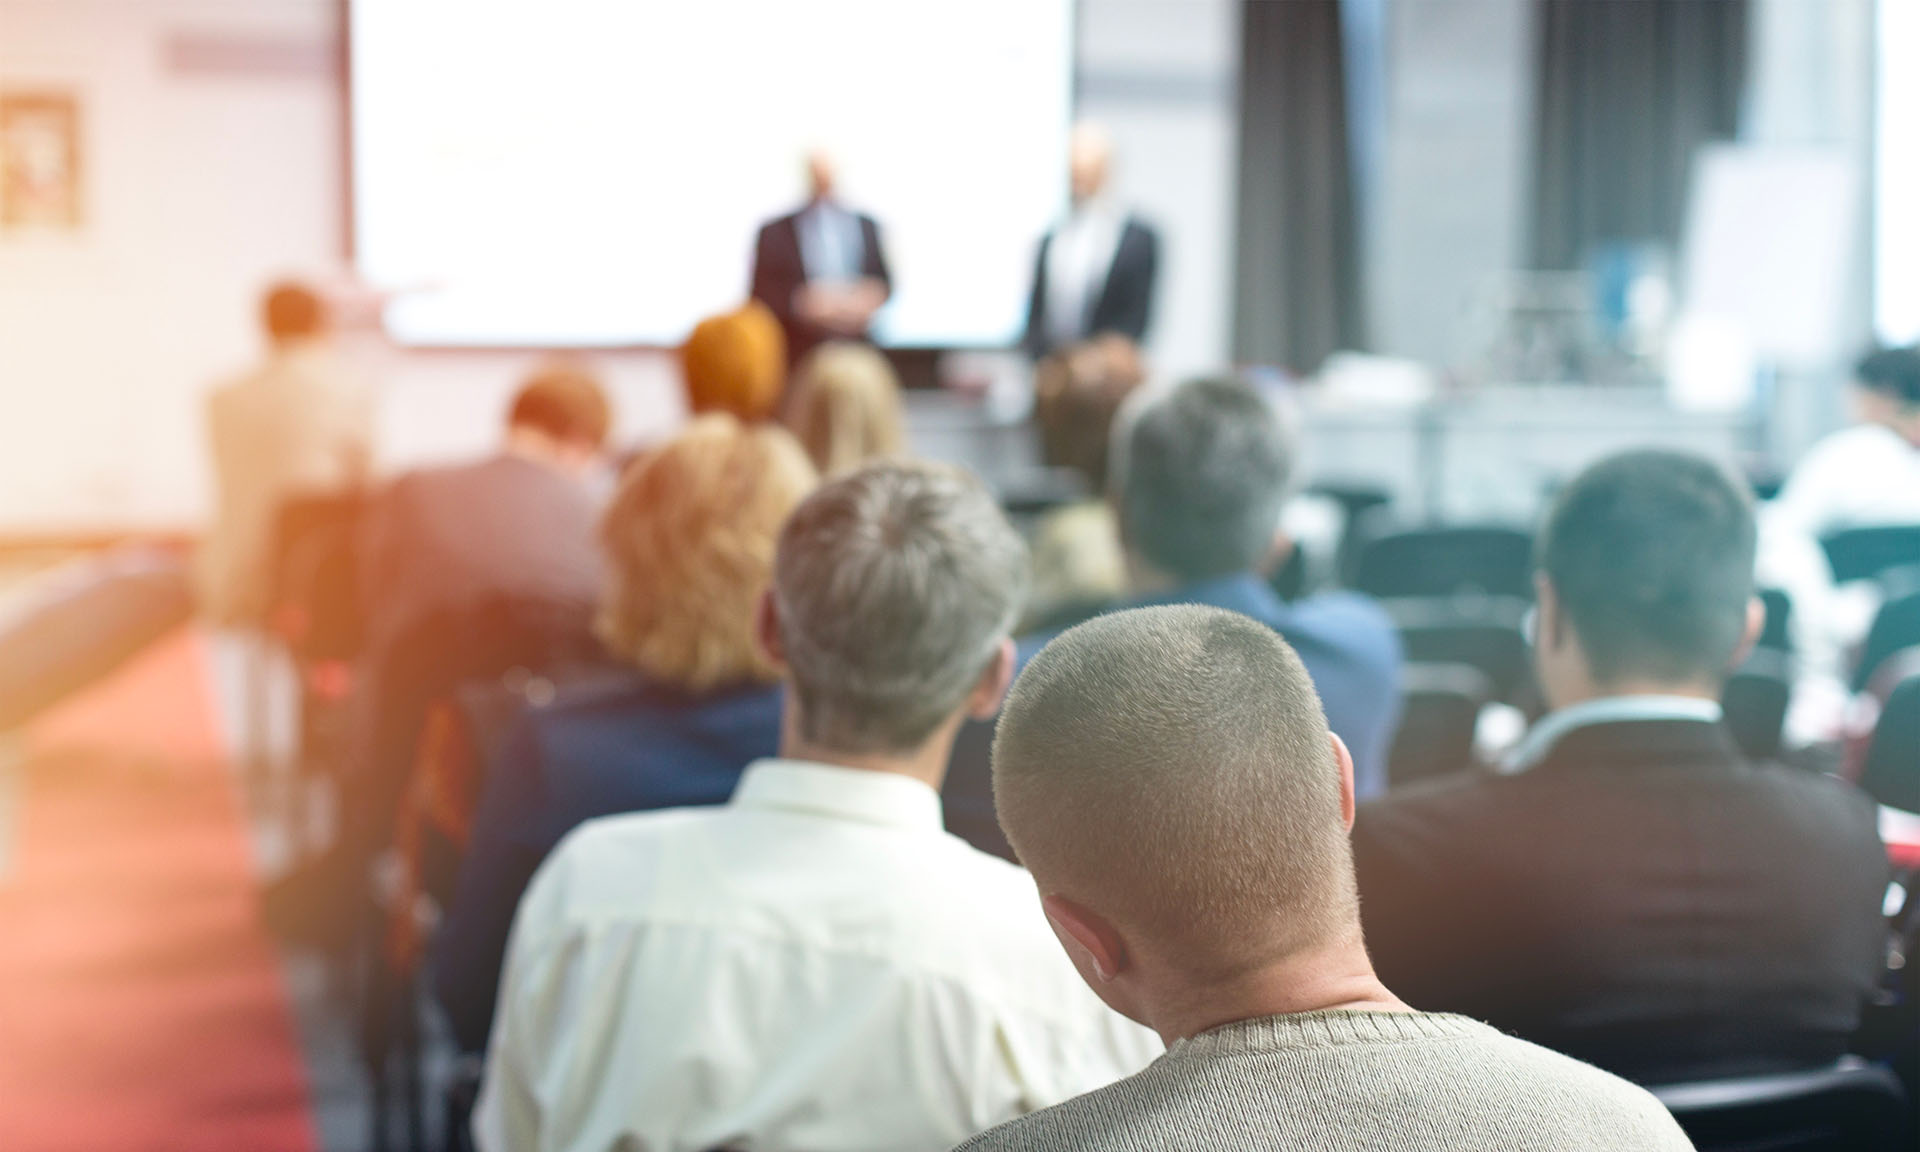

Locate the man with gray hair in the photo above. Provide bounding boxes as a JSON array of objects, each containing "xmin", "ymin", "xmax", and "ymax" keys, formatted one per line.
[
  {"xmin": 962, "ymin": 604, "xmax": 1692, "ymax": 1152},
  {"xmin": 474, "ymin": 461, "xmax": 1160, "ymax": 1152}
]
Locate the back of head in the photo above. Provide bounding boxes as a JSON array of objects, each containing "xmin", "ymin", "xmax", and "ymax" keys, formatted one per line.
[
  {"xmin": 1855, "ymin": 344, "xmax": 1920, "ymax": 408},
  {"xmin": 1119, "ymin": 376, "xmax": 1293, "ymax": 582},
  {"xmin": 599, "ymin": 415, "xmax": 817, "ymax": 692},
  {"xmin": 773, "ymin": 461, "xmax": 1029, "ymax": 754},
  {"xmin": 683, "ymin": 302, "xmax": 787, "ymax": 423},
  {"xmin": 787, "ymin": 341, "xmax": 905, "ymax": 478},
  {"xmin": 508, "ymin": 360, "xmax": 612, "ymax": 450},
  {"xmin": 1539, "ymin": 449, "xmax": 1757, "ymax": 686},
  {"xmin": 994, "ymin": 605, "xmax": 1353, "ymax": 978},
  {"xmin": 261, "ymin": 281, "xmax": 328, "ymax": 345},
  {"xmin": 1034, "ymin": 334, "xmax": 1145, "ymax": 494}
]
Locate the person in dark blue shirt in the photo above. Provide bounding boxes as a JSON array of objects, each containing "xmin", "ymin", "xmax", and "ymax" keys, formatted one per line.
[{"xmin": 433, "ymin": 415, "xmax": 817, "ymax": 1052}]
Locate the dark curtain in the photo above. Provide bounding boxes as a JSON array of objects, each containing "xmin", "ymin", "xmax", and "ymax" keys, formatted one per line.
[
  {"xmin": 1234, "ymin": 0, "xmax": 1362, "ymax": 372},
  {"xmin": 1530, "ymin": 0, "xmax": 1749, "ymax": 271}
]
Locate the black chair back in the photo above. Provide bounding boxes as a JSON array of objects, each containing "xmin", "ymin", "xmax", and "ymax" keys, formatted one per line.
[
  {"xmin": 1723, "ymin": 648, "xmax": 1792, "ymax": 762},
  {"xmin": 1758, "ymin": 588, "xmax": 1793, "ymax": 653},
  {"xmin": 1650, "ymin": 1058, "xmax": 1911, "ymax": 1152},
  {"xmin": 1861, "ymin": 671, "xmax": 1920, "ymax": 815},
  {"xmin": 1855, "ymin": 590, "xmax": 1920, "ymax": 693},
  {"xmin": 1822, "ymin": 526, "xmax": 1920, "ymax": 586},
  {"xmin": 1352, "ymin": 525, "xmax": 1534, "ymax": 601},
  {"xmin": 1385, "ymin": 596, "xmax": 1533, "ymax": 704},
  {"xmin": 1387, "ymin": 662, "xmax": 1490, "ymax": 789}
]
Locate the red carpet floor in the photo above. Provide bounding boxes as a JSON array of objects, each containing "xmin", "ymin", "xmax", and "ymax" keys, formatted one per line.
[{"xmin": 0, "ymin": 629, "xmax": 316, "ymax": 1152}]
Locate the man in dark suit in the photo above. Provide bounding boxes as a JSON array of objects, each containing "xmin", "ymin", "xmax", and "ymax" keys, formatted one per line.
[
  {"xmin": 1022, "ymin": 124, "xmax": 1161, "ymax": 360},
  {"xmin": 1353, "ymin": 450, "xmax": 1890, "ymax": 1085},
  {"xmin": 750, "ymin": 150, "xmax": 892, "ymax": 366}
]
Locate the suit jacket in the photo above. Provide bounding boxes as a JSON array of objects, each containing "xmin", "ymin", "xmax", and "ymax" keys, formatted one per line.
[
  {"xmin": 1022, "ymin": 215, "xmax": 1160, "ymax": 359},
  {"xmin": 357, "ymin": 454, "xmax": 603, "ymax": 659},
  {"xmin": 434, "ymin": 673, "xmax": 785, "ymax": 1051},
  {"xmin": 943, "ymin": 573, "xmax": 1403, "ymax": 863},
  {"xmin": 750, "ymin": 206, "xmax": 892, "ymax": 364},
  {"xmin": 1353, "ymin": 719, "xmax": 1890, "ymax": 1084}
]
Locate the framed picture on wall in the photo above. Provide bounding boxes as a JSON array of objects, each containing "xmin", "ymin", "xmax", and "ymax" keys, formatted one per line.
[{"xmin": 0, "ymin": 92, "xmax": 83, "ymax": 232}]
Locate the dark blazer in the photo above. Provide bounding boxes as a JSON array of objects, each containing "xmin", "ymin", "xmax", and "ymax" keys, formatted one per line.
[
  {"xmin": 1022, "ymin": 215, "xmax": 1161, "ymax": 359},
  {"xmin": 432, "ymin": 674, "xmax": 784, "ymax": 1051},
  {"xmin": 1353, "ymin": 719, "xmax": 1890, "ymax": 1084},
  {"xmin": 749, "ymin": 206, "xmax": 892, "ymax": 364}
]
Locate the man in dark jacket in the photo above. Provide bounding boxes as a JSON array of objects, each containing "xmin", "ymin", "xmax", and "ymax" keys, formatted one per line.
[{"xmin": 1354, "ymin": 449, "xmax": 1889, "ymax": 1085}]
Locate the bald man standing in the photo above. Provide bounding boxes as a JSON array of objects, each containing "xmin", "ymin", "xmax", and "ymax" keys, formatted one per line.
[
  {"xmin": 750, "ymin": 150, "xmax": 892, "ymax": 366},
  {"xmin": 964, "ymin": 605, "xmax": 1693, "ymax": 1152},
  {"xmin": 1022, "ymin": 124, "xmax": 1161, "ymax": 359}
]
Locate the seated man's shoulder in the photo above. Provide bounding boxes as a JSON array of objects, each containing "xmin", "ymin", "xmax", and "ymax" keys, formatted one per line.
[{"xmin": 1460, "ymin": 1024, "xmax": 1692, "ymax": 1148}]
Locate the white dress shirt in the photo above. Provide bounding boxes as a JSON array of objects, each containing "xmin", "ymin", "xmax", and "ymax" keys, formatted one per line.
[
  {"xmin": 1770, "ymin": 422, "xmax": 1920, "ymax": 540},
  {"xmin": 1503, "ymin": 695, "xmax": 1724, "ymax": 773},
  {"xmin": 1044, "ymin": 203, "xmax": 1124, "ymax": 349},
  {"xmin": 798, "ymin": 200, "xmax": 864, "ymax": 284},
  {"xmin": 474, "ymin": 759, "xmax": 1162, "ymax": 1152}
]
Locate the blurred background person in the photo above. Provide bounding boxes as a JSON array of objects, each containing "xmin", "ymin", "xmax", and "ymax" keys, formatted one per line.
[
  {"xmin": 785, "ymin": 339, "xmax": 905, "ymax": 477},
  {"xmin": 200, "ymin": 281, "xmax": 372, "ymax": 626},
  {"xmin": 1354, "ymin": 450, "xmax": 1888, "ymax": 1085},
  {"xmin": 682, "ymin": 301, "xmax": 789, "ymax": 424},
  {"xmin": 1021, "ymin": 123, "xmax": 1161, "ymax": 361},
  {"xmin": 1771, "ymin": 344, "xmax": 1920, "ymax": 539},
  {"xmin": 357, "ymin": 360, "xmax": 612, "ymax": 658},
  {"xmin": 435, "ymin": 414, "xmax": 816, "ymax": 1053},
  {"xmin": 750, "ymin": 150, "xmax": 892, "ymax": 366},
  {"xmin": 1024, "ymin": 334, "xmax": 1145, "ymax": 629}
]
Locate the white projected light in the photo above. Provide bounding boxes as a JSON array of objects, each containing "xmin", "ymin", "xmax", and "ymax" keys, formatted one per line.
[
  {"xmin": 1878, "ymin": 0, "xmax": 1920, "ymax": 345},
  {"xmin": 350, "ymin": 1, "xmax": 1073, "ymax": 348}
]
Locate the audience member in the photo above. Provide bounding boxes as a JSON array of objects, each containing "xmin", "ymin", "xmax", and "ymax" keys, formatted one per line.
[
  {"xmin": 200, "ymin": 281, "xmax": 372, "ymax": 625},
  {"xmin": 1047, "ymin": 374, "xmax": 1401, "ymax": 794},
  {"xmin": 358, "ymin": 360, "xmax": 612, "ymax": 656},
  {"xmin": 1022, "ymin": 123, "xmax": 1161, "ymax": 360},
  {"xmin": 785, "ymin": 339, "xmax": 905, "ymax": 477},
  {"xmin": 1771, "ymin": 344, "xmax": 1920, "ymax": 538},
  {"xmin": 1355, "ymin": 450, "xmax": 1889, "ymax": 1083},
  {"xmin": 1024, "ymin": 334, "xmax": 1143, "ymax": 628},
  {"xmin": 474, "ymin": 461, "xmax": 1159, "ymax": 1152},
  {"xmin": 750, "ymin": 149, "xmax": 893, "ymax": 365},
  {"xmin": 963, "ymin": 605, "xmax": 1691, "ymax": 1152},
  {"xmin": 433, "ymin": 415, "xmax": 815, "ymax": 1052},
  {"xmin": 682, "ymin": 301, "xmax": 788, "ymax": 423}
]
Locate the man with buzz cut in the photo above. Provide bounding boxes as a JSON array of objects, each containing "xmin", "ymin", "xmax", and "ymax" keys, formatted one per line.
[
  {"xmin": 963, "ymin": 604, "xmax": 1693, "ymax": 1152},
  {"xmin": 474, "ymin": 461, "xmax": 1160, "ymax": 1152}
]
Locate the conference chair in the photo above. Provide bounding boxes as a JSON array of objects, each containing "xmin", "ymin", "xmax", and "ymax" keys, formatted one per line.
[
  {"xmin": 1386, "ymin": 662, "xmax": 1491, "ymax": 789},
  {"xmin": 1722, "ymin": 648, "xmax": 1793, "ymax": 763},
  {"xmin": 1854, "ymin": 590, "xmax": 1920, "ymax": 693},
  {"xmin": 1758, "ymin": 588, "xmax": 1793, "ymax": 654},
  {"xmin": 1859, "ymin": 673, "xmax": 1920, "ymax": 816},
  {"xmin": 1302, "ymin": 481, "xmax": 1392, "ymax": 586},
  {"xmin": 1821, "ymin": 526, "xmax": 1920, "ymax": 587},
  {"xmin": 1351, "ymin": 525, "xmax": 1534, "ymax": 601},
  {"xmin": 1648, "ymin": 1058, "xmax": 1911, "ymax": 1152},
  {"xmin": 1384, "ymin": 595, "xmax": 1534, "ymax": 705}
]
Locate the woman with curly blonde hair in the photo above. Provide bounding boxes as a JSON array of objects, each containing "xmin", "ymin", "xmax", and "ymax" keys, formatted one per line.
[{"xmin": 435, "ymin": 414, "xmax": 818, "ymax": 1049}]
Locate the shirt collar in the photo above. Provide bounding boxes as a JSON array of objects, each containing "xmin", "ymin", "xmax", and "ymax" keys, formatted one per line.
[
  {"xmin": 1504, "ymin": 695, "xmax": 1724, "ymax": 773},
  {"xmin": 730, "ymin": 759, "xmax": 944, "ymax": 833}
]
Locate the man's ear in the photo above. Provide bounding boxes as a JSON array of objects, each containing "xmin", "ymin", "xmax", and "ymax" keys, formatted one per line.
[
  {"xmin": 965, "ymin": 638, "xmax": 1018, "ymax": 719},
  {"xmin": 1727, "ymin": 595, "xmax": 1765, "ymax": 673},
  {"xmin": 1041, "ymin": 893, "xmax": 1129, "ymax": 984},
  {"xmin": 1331, "ymin": 732, "xmax": 1357, "ymax": 829},
  {"xmin": 755, "ymin": 588, "xmax": 788, "ymax": 672}
]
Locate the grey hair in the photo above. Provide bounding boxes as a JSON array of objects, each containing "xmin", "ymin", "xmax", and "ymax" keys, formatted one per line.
[
  {"xmin": 1117, "ymin": 376, "xmax": 1295, "ymax": 582},
  {"xmin": 773, "ymin": 460, "xmax": 1030, "ymax": 754}
]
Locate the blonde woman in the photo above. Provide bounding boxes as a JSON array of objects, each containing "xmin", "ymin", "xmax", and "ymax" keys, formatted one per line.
[
  {"xmin": 435, "ymin": 414, "xmax": 817, "ymax": 1051},
  {"xmin": 786, "ymin": 340, "xmax": 906, "ymax": 478}
]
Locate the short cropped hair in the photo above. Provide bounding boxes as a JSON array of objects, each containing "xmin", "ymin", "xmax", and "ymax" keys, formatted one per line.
[
  {"xmin": 1538, "ymin": 450, "xmax": 1757, "ymax": 686},
  {"xmin": 683, "ymin": 302, "xmax": 787, "ymax": 423},
  {"xmin": 773, "ymin": 461, "xmax": 1029, "ymax": 754},
  {"xmin": 508, "ymin": 361, "xmax": 612, "ymax": 448},
  {"xmin": 1118, "ymin": 376, "xmax": 1292, "ymax": 581},
  {"xmin": 262, "ymin": 281, "xmax": 327, "ymax": 343},
  {"xmin": 1034, "ymin": 334, "xmax": 1145, "ymax": 494},
  {"xmin": 598, "ymin": 415, "xmax": 816, "ymax": 691},
  {"xmin": 994, "ymin": 605, "xmax": 1354, "ymax": 977},
  {"xmin": 787, "ymin": 341, "xmax": 905, "ymax": 478},
  {"xmin": 1856, "ymin": 345, "xmax": 1920, "ymax": 408}
]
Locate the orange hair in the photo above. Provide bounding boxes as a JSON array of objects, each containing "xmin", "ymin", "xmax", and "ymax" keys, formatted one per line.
[{"xmin": 681, "ymin": 302, "xmax": 787, "ymax": 422}]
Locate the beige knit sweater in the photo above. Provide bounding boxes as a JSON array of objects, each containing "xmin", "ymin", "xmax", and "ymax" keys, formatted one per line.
[{"xmin": 954, "ymin": 1009, "xmax": 1694, "ymax": 1151}]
